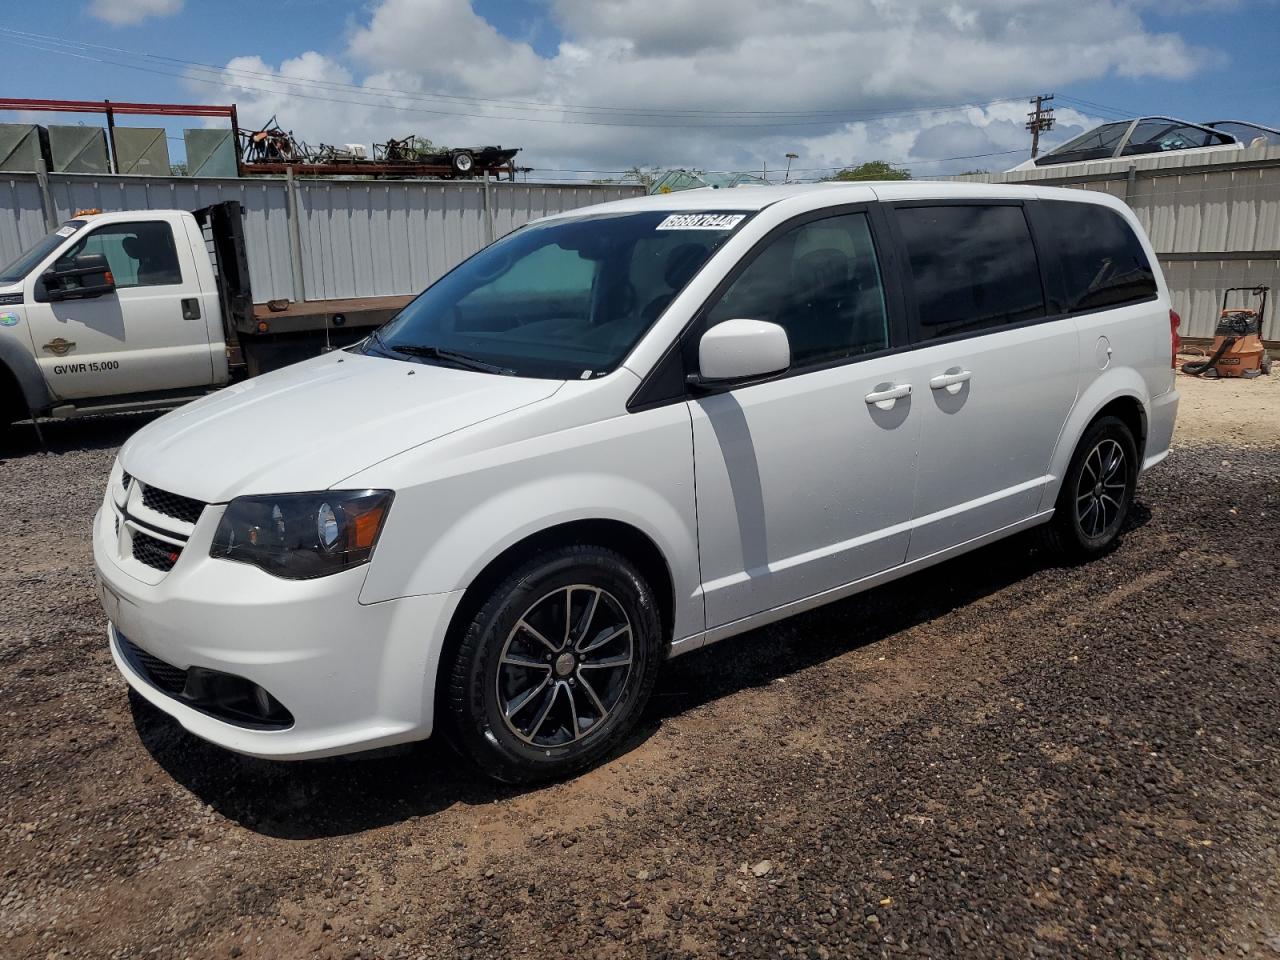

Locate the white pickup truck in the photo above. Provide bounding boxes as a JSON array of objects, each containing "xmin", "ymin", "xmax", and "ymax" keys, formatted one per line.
[{"xmin": 0, "ymin": 202, "xmax": 397, "ymax": 432}]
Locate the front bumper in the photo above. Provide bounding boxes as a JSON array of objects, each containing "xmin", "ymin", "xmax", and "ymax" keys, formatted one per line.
[{"xmin": 93, "ymin": 497, "xmax": 463, "ymax": 760}]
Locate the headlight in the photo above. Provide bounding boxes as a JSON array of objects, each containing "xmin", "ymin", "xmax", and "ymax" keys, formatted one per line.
[{"xmin": 210, "ymin": 490, "xmax": 393, "ymax": 579}]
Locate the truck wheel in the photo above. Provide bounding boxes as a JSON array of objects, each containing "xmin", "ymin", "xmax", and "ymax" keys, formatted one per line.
[
  {"xmin": 0, "ymin": 368, "xmax": 27, "ymax": 452},
  {"xmin": 1041, "ymin": 416, "xmax": 1138, "ymax": 562},
  {"xmin": 443, "ymin": 545, "xmax": 662, "ymax": 784},
  {"xmin": 450, "ymin": 151, "xmax": 475, "ymax": 176}
]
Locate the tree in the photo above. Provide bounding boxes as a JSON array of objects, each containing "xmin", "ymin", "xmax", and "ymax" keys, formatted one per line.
[{"xmin": 827, "ymin": 160, "xmax": 911, "ymax": 182}]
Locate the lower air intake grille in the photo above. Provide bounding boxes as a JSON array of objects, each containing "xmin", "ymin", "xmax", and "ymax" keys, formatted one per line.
[
  {"xmin": 118, "ymin": 635, "xmax": 188, "ymax": 696},
  {"xmin": 133, "ymin": 531, "xmax": 182, "ymax": 572}
]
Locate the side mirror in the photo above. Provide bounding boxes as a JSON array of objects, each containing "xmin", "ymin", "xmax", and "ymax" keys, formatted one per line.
[
  {"xmin": 692, "ymin": 318, "xmax": 790, "ymax": 386},
  {"xmin": 42, "ymin": 254, "xmax": 116, "ymax": 302}
]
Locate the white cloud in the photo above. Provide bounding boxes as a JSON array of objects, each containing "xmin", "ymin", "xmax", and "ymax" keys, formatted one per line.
[
  {"xmin": 88, "ymin": 0, "xmax": 183, "ymax": 26},
  {"xmin": 197, "ymin": 0, "xmax": 1220, "ymax": 178}
]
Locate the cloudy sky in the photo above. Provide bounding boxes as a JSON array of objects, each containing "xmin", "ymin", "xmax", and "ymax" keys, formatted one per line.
[{"xmin": 1, "ymin": 0, "xmax": 1276, "ymax": 179}]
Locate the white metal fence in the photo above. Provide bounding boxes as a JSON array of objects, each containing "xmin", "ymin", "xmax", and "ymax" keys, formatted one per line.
[
  {"xmin": 0, "ymin": 171, "xmax": 644, "ymax": 304},
  {"xmin": 944, "ymin": 144, "xmax": 1280, "ymax": 339}
]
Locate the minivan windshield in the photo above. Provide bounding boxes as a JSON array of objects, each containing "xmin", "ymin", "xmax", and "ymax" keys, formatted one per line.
[
  {"xmin": 0, "ymin": 221, "xmax": 85, "ymax": 285},
  {"xmin": 361, "ymin": 210, "xmax": 751, "ymax": 379}
]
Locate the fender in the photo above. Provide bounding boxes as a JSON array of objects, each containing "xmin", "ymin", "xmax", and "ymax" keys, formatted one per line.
[
  {"xmin": 0, "ymin": 329, "xmax": 54, "ymax": 416},
  {"xmin": 1037, "ymin": 366, "xmax": 1150, "ymax": 513},
  {"xmin": 361, "ymin": 470, "xmax": 702, "ymax": 640},
  {"xmin": 351, "ymin": 392, "xmax": 704, "ymax": 643}
]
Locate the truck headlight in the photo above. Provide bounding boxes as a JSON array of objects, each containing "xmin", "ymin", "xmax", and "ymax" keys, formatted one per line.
[{"xmin": 210, "ymin": 490, "xmax": 393, "ymax": 579}]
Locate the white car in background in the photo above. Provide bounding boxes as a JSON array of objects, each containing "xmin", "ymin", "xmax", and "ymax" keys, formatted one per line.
[{"xmin": 94, "ymin": 182, "xmax": 1179, "ymax": 783}]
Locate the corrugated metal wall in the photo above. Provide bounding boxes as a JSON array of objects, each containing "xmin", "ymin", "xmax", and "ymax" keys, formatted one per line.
[
  {"xmin": 0, "ymin": 172, "xmax": 643, "ymax": 304},
  {"xmin": 0, "ymin": 176, "xmax": 50, "ymax": 270},
  {"xmin": 292, "ymin": 180, "xmax": 635, "ymax": 300},
  {"xmin": 945, "ymin": 145, "xmax": 1280, "ymax": 339}
]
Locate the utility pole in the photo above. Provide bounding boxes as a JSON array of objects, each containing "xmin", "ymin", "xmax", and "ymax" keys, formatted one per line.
[{"xmin": 1026, "ymin": 93, "xmax": 1055, "ymax": 159}]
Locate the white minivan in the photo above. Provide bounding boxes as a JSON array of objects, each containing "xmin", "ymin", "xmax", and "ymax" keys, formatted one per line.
[{"xmin": 93, "ymin": 182, "xmax": 1180, "ymax": 783}]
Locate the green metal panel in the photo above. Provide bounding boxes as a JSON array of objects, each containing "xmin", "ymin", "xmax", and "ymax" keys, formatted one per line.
[
  {"xmin": 184, "ymin": 128, "xmax": 237, "ymax": 178},
  {"xmin": 0, "ymin": 124, "xmax": 51, "ymax": 172},
  {"xmin": 48, "ymin": 125, "xmax": 109, "ymax": 173},
  {"xmin": 113, "ymin": 127, "xmax": 170, "ymax": 176}
]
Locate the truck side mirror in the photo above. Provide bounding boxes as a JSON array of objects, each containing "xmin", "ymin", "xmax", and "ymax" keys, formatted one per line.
[{"xmin": 42, "ymin": 254, "xmax": 116, "ymax": 302}]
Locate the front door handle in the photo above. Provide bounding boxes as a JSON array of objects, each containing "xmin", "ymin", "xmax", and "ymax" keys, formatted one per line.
[
  {"xmin": 929, "ymin": 369, "xmax": 972, "ymax": 393},
  {"xmin": 864, "ymin": 383, "xmax": 911, "ymax": 409},
  {"xmin": 181, "ymin": 297, "xmax": 201, "ymax": 321}
]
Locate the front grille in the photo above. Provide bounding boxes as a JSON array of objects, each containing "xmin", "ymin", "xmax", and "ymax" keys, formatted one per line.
[
  {"xmin": 141, "ymin": 485, "xmax": 205, "ymax": 525},
  {"xmin": 118, "ymin": 635, "xmax": 188, "ymax": 696},
  {"xmin": 133, "ymin": 531, "xmax": 182, "ymax": 572},
  {"xmin": 120, "ymin": 470, "xmax": 132, "ymax": 491}
]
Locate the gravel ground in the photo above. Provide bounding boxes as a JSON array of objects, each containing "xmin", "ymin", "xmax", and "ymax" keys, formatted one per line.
[{"xmin": 1, "ymin": 376, "xmax": 1278, "ymax": 960}]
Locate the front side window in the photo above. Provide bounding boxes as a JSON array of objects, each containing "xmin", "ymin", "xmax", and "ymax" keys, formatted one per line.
[
  {"xmin": 897, "ymin": 204, "xmax": 1045, "ymax": 339},
  {"xmin": 1040, "ymin": 201, "xmax": 1158, "ymax": 312},
  {"xmin": 703, "ymin": 211, "xmax": 889, "ymax": 369},
  {"xmin": 367, "ymin": 210, "xmax": 748, "ymax": 379},
  {"xmin": 55, "ymin": 221, "xmax": 182, "ymax": 288},
  {"xmin": 0, "ymin": 220, "xmax": 87, "ymax": 285},
  {"xmin": 1121, "ymin": 121, "xmax": 1230, "ymax": 156}
]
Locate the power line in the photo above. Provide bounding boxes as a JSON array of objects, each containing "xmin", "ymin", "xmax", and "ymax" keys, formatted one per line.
[
  {"xmin": 0, "ymin": 27, "xmax": 1027, "ymax": 122},
  {"xmin": 0, "ymin": 28, "xmax": 1028, "ymax": 130},
  {"xmin": 1056, "ymin": 94, "xmax": 1135, "ymax": 119},
  {"xmin": 529, "ymin": 149, "xmax": 1027, "ymax": 182}
]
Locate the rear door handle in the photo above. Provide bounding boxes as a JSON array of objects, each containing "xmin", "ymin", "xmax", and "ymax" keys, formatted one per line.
[
  {"xmin": 864, "ymin": 383, "xmax": 911, "ymax": 409},
  {"xmin": 181, "ymin": 297, "xmax": 201, "ymax": 321},
  {"xmin": 929, "ymin": 369, "xmax": 972, "ymax": 392}
]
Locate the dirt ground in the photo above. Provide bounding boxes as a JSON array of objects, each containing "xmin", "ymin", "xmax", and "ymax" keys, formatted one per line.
[
  {"xmin": 1, "ymin": 371, "xmax": 1278, "ymax": 960},
  {"xmin": 1171, "ymin": 359, "xmax": 1279, "ymax": 445}
]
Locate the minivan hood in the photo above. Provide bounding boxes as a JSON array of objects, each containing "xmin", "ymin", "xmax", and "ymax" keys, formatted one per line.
[{"xmin": 120, "ymin": 352, "xmax": 563, "ymax": 502}]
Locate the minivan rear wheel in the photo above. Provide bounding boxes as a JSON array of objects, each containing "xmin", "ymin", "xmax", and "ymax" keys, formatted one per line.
[
  {"xmin": 1042, "ymin": 415, "xmax": 1138, "ymax": 561},
  {"xmin": 442, "ymin": 545, "xmax": 662, "ymax": 784}
]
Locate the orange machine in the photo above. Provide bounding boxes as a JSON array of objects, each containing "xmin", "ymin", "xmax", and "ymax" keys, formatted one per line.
[{"xmin": 1182, "ymin": 286, "xmax": 1273, "ymax": 378}]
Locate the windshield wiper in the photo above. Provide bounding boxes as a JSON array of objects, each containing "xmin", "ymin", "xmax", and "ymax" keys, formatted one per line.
[{"xmin": 388, "ymin": 343, "xmax": 513, "ymax": 375}]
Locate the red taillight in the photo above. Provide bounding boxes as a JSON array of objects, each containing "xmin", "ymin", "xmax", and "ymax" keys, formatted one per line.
[{"xmin": 1169, "ymin": 309, "xmax": 1181, "ymax": 368}]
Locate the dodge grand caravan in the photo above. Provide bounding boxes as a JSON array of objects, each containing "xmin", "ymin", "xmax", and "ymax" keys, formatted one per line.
[{"xmin": 93, "ymin": 183, "xmax": 1180, "ymax": 783}]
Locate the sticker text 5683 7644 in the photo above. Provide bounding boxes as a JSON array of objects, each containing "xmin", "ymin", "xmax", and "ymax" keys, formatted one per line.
[{"xmin": 655, "ymin": 213, "xmax": 747, "ymax": 231}]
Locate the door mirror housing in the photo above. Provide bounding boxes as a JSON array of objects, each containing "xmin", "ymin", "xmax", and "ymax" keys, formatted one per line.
[
  {"xmin": 41, "ymin": 254, "xmax": 116, "ymax": 302},
  {"xmin": 693, "ymin": 318, "xmax": 790, "ymax": 386}
]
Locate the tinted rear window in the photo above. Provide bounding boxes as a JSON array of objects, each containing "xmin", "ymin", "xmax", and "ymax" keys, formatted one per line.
[
  {"xmin": 1039, "ymin": 201, "xmax": 1157, "ymax": 312},
  {"xmin": 897, "ymin": 204, "xmax": 1046, "ymax": 339}
]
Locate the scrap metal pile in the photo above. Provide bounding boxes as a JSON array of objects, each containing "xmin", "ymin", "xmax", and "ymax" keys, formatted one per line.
[{"xmin": 237, "ymin": 115, "xmax": 521, "ymax": 179}]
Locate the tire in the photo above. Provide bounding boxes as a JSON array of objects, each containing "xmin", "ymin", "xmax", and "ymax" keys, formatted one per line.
[
  {"xmin": 450, "ymin": 150, "xmax": 475, "ymax": 176},
  {"xmin": 1041, "ymin": 415, "xmax": 1138, "ymax": 562},
  {"xmin": 0, "ymin": 371, "xmax": 27, "ymax": 454},
  {"xmin": 442, "ymin": 545, "xmax": 663, "ymax": 784}
]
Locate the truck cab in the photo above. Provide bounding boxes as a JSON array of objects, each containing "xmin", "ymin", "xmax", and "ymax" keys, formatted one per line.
[{"xmin": 0, "ymin": 207, "xmax": 237, "ymax": 425}]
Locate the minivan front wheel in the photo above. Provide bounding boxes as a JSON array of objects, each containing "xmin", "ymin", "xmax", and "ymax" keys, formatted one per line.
[
  {"xmin": 1043, "ymin": 415, "xmax": 1138, "ymax": 560},
  {"xmin": 443, "ymin": 545, "xmax": 662, "ymax": 784}
]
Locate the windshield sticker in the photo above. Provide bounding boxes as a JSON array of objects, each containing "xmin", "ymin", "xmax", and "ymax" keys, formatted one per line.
[
  {"xmin": 655, "ymin": 213, "xmax": 746, "ymax": 231},
  {"xmin": 56, "ymin": 225, "xmax": 77, "ymax": 237},
  {"xmin": 0, "ymin": 312, "xmax": 19, "ymax": 327}
]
